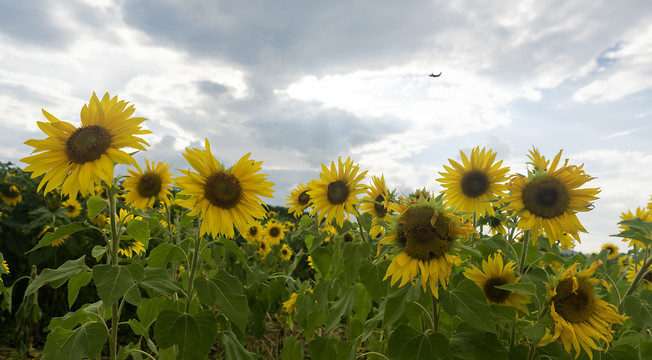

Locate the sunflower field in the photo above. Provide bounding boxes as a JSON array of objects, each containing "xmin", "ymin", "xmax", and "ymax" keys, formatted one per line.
[{"xmin": 1, "ymin": 93, "xmax": 652, "ymax": 360}]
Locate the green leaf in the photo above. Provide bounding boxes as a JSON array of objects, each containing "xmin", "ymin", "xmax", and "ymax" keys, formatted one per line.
[
  {"xmin": 311, "ymin": 246, "xmax": 333, "ymax": 275},
  {"xmin": 618, "ymin": 218, "xmax": 652, "ymax": 236},
  {"xmin": 92, "ymin": 264, "xmax": 143, "ymax": 307},
  {"xmin": 342, "ymin": 242, "xmax": 371, "ymax": 284},
  {"xmin": 388, "ymin": 324, "xmax": 449, "ymax": 360},
  {"xmin": 218, "ymin": 237, "xmax": 247, "ymax": 265},
  {"xmin": 299, "ymin": 215, "xmax": 313, "ymax": 228},
  {"xmin": 128, "ymin": 318, "xmax": 149, "ymax": 338},
  {"xmin": 67, "ymin": 270, "xmax": 92, "ymax": 309},
  {"xmin": 494, "ymin": 282, "xmax": 537, "ymax": 297},
  {"xmin": 383, "ymin": 284, "xmax": 419, "ymax": 329},
  {"xmin": 87, "ymin": 196, "xmax": 108, "ymax": 219},
  {"xmin": 25, "ymin": 257, "xmax": 88, "ymax": 296},
  {"xmin": 148, "ymin": 243, "xmax": 186, "ymax": 268},
  {"xmin": 154, "ymin": 309, "xmax": 218, "ymax": 360},
  {"xmin": 217, "ymin": 330, "xmax": 256, "ymax": 360},
  {"xmin": 28, "ymin": 223, "xmax": 87, "ymax": 253},
  {"xmin": 601, "ymin": 344, "xmax": 639, "ymax": 360},
  {"xmin": 42, "ymin": 322, "xmax": 108, "ymax": 360},
  {"xmin": 126, "ymin": 219, "xmax": 150, "ymax": 248},
  {"xmin": 91, "ymin": 245, "xmax": 107, "ymax": 262},
  {"xmin": 439, "ymin": 279, "xmax": 496, "ymax": 334},
  {"xmin": 194, "ymin": 270, "xmax": 248, "ymax": 333},
  {"xmin": 139, "ymin": 267, "xmax": 181, "ymax": 296},
  {"xmin": 325, "ymin": 285, "xmax": 357, "ymax": 332},
  {"xmin": 623, "ymin": 296, "xmax": 652, "ymax": 328},
  {"xmin": 449, "ymin": 326, "xmax": 508, "ymax": 360},
  {"xmin": 281, "ymin": 336, "xmax": 304, "ymax": 360},
  {"xmin": 308, "ymin": 337, "xmax": 355, "ymax": 360},
  {"xmin": 352, "ymin": 284, "xmax": 372, "ymax": 323},
  {"xmin": 359, "ymin": 260, "xmax": 389, "ymax": 302}
]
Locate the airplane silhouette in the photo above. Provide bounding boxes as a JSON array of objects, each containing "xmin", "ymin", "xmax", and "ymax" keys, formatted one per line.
[{"xmin": 429, "ymin": 72, "xmax": 442, "ymax": 78}]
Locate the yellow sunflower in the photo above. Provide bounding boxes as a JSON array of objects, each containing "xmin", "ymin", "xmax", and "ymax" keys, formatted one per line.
[
  {"xmin": 542, "ymin": 260, "xmax": 627, "ymax": 359},
  {"xmin": 90, "ymin": 213, "xmax": 108, "ymax": 227},
  {"xmin": 601, "ymin": 243, "xmax": 619, "ymax": 260},
  {"xmin": 62, "ymin": 198, "xmax": 82, "ymax": 218},
  {"xmin": 505, "ymin": 147, "xmax": 600, "ymax": 243},
  {"xmin": 378, "ymin": 198, "xmax": 476, "ymax": 297},
  {"xmin": 308, "ymin": 157, "xmax": 368, "ymax": 227},
  {"xmin": 22, "ymin": 92, "xmax": 151, "ymax": 197},
  {"xmin": 625, "ymin": 260, "xmax": 652, "ymax": 290},
  {"xmin": 0, "ymin": 185, "xmax": 22, "ymax": 206},
  {"xmin": 619, "ymin": 207, "xmax": 652, "ymax": 248},
  {"xmin": 284, "ymin": 221, "xmax": 296, "ymax": 232},
  {"xmin": 463, "ymin": 253, "xmax": 531, "ymax": 313},
  {"xmin": 307, "ymin": 255, "xmax": 315, "ymax": 269},
  {"xmin": 118, "ymin": 238, "xmax": 146, "ymax": 258},
  {"xmin": 558, "ymin": 232, "xmax": 576, "ymax": 250},
  {"xmin": 123, "ymin": 159, "xmax": 173, "ymax": 210},
  {"xmin": 320, "ymin": 223, "xmax": 337, "ymax": 242},
  {"xmin": 280, "ymin": 244, "xmax": 293, "ymax": 261},
  {"xmin": 286, "ymin": 183, "xmax": 312, "ymax": 218},
  {"xmin": 437, "ymin": 147, "xmax": 510, "ymax": 216},
  {"xmin": 176, "ymin": 139, "xmax": 274, "ymax": 238},
  {"xmin": 360, "ymin": 175, "xmax": 392, "ymax": 238},
  {"xmin": 1, "ymin": 259, "xmax": 9, "ymax": 282},
  {"xmin": 283, "ymin": 292, "xmax": 299, "ymax": 313},
  {"xmin": 266, "ymin": 210, "xmax": 277, "ymax": 219},
  {"xmin": 243, "ymin": 221, "xmax": 263, "ymax": 245},
  {"xmin": 258, "ymin": 239, "xmax": 271, "ymax": 258},
  {"xmin": 264, "ymin": 220, "xmax": 286, "ymax": 245}
]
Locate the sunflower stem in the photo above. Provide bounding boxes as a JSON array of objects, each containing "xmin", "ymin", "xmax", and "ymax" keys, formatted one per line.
[
  {"xmin": 509, "ymin": 318, "xmax": 516, "ymax": 352},
  {"xmin": 519, "ymin": 230, "xmax": 531, "ymax": 274},
  {"xmin": 617, "ymin": 249, "xmax": 652, "ymax": 313},
  {"xmin": 431, "ymin": 294, "xmax": 439, "ymax": 332},
  {"xmin": 107, "ymin": 186, "xmax": 120, "ymax": 360},
  {"xmin": 185, "ymin": 226, "xmax": 203, "ymax": 313}
]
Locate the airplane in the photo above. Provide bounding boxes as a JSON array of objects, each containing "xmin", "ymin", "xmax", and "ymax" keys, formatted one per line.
[{"xmin": 429, "ymin": 72, "xmax": 442, "ymax": 78}]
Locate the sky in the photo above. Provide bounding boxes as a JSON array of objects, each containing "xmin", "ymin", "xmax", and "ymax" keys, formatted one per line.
[{"xmin": 1, "ymin": 0, "xmax": 651, "ymax": 253}]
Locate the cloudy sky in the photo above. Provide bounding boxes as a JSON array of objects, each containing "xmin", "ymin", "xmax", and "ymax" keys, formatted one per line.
[{"xmin": 2, "ymin": 0, "xmax": 652, "ymax": 253}]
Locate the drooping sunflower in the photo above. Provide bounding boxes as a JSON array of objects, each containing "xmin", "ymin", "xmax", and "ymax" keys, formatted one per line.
[
  {"xmin": 62, "ymin": 198, "xmax": 82, "ymax": 218},
  {"xmin": 286, "ymin": 183, "xmax": 312, "ymax": 218},
  {"xmin": 601, "ymin": 243, "xmax": 619, "ymax": 260},
  {"xmin": 463, "ymin": 253, "xmax": 530, "ymax": 313},
  {"xmin": 176, "ymin": 139, "xmax": 274, "ymax": 239},
  {"xmin": 283, "ymin": 292, "xmax": 299, "ymax": 313},
  {"xmin": 437, "ymin": 147, "xmax": 510, "ymax": 216},
  {"xmin": 118, "ymin": 238, "xmax": 146, "ymax": 258},
  {"xmin": 625, "ymin": 260, "xmax": 652, "ymax": 290},
  {"xmin": 243, "ymin": 221, "xmax": 263, "ymax": 245},
  {"xmin": 542, "ymin": 260, "xmax": 627, "ymax": 359},
  {"xmin": 360, "ymin": 175, "xmax": 392, "ymax": 238},
  {"xmin": 123, "ymin": 159, "xmax": 173, "ymax": 210},
  {"xmin": 264, "ymin": 220, "xmax": 286, "ymax": 245},
  {"xmin": 0, "ymin": 185, "xmax": 22, "ymax": 206},
  {"xmin": 22, "ymin": 92, "xmax": 151, "ymax": 197},
  {"xmin": 619, "ymin": 207, "xmax": 652, "ymax": 248},
  {"xmin": 505, "ymin": 147, "xmax": 600, "ymax": 243},
  {"xmin": 378, "ymin": 198, "xmax": 476, "ymax": 297},
  {"xmin": 280, "ymin": 244, "xmax": 293, "ymax": 261},
  {"xmin": 308, "ymin": 157, "xmax": 368, "ymax": 227}
]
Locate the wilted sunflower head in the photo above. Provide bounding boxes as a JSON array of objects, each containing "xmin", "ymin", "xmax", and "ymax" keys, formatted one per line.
[{"xmin": 0, "ymin": 185, "xmax": 22, "ymax": 206}]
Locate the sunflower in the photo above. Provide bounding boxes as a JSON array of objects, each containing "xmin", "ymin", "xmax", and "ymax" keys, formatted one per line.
[
  {"xmin": 258, "ymin": 239, "xmax": 271, "ymax": 258},
  {"xmin": 243, "ymin": 221, "xmax": 263, "ymax": 245},
  {"xmin": 176, "ymin": 139, "xmax": 274, "ymax": 239},
  {"xmin": 1, "ymin": 259, "xmax": 9, "ymax": 282},
  {"xmin": 22, "ymin": 92, "xmax": 151, "ymax": 197},
  {"xmin": 62, "ymin": 198, "xmax": 82, "ymax": 218},
  {"xmin": 625, "ymin": 260, "xmax": 652, "ymax": 290},
  {"xmin": 118, "ymin": 238, "xmax": 146, "ymax": 258},
  {"xmin": 280, "ymin": 244, "xmax": 293, "ymax": 261},
  {"xmin": 284, "ymin": 221, "xmax": 296, "ymax": 232},
  {"xmin": 463, "ymin": 253, "xmax": 530, "ymax": 313},
  {"xmin": 286, "ymin": 183, "xmax": 312, "ymax": 218},
  {"xmin": 542, "ymin": 260, "xmax": 627, "ymax": 359},
  {"xmin": 266, "ymin": 210, "xmax": 277, "ymax": 219},
  {"xmin": 90, "ymin": 213, "xmax": 108, "ymax": 227},
  {"xmin": 558, "ymin": 232, "xmax": 576, "ymax": 250},
  {"xmin": 308, "ymin": 157, "xmax": 368, "ymax": 227},
  {"xmin": 320, "ymin": 223, "xmax": 337, "ymax": 242},
  {"xmin": 283, "ymin": 292, "xmax": 299, "ymax": 313},
  {"xmin": 505, "ymin": 147, "xmax": 600, "ymax": 243},
  {"xmin": 307, "ymin": 255, "xmax": 315, "ymax": 269},
  {"xmin": 378, "ymin": 198, "xmax": 476, "ymax": 297},
  {"xmin": 264, "ymin": 220, "xmax": 286, "ymax": 245},
  {"xmin": 601, "ymin": 243, "xmax": 619, "ymax": 260},
  {"xmin": 0, "ymin": 185, "xmax": 22, "ymax": 206},
  {"xmin": 360, "ymin": 175, "xmax": 392, "ymax": 238},
  {"xmin": 437, "ymin": 147, "xmax": 509, "ymax": 216},
  {"xmin": 619, "ymin": 207, "xmax": 652, "ymax": 248},
  {"xmin": 123, "ymin": 159, "xmax": 174, "ymax": 210}
]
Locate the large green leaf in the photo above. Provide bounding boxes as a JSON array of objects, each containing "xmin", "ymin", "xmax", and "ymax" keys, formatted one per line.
[
  {"xmin": 67, "ymin": 270, "xmax": 92, "ymax": 309},
  {"xmin": 148, "ymin": 243, "xmax": 186, "ymax": 268},
  {"xmin": 217, "ymin": 330, "xmax": 256, "ymax": 360},
  {"xmin": 25, "ymin": 256, "xmax": 88, "ymax": 296},
  {"xmin": 42, "ymin": 322, "xmax": 107, "ymax": 360},
  {"xmin": 439, "ymin": 279, "xmax": 496, "ymax": 334},
  {"xmin": 92, "ymin": 264, "xmax": 144, "ymax": 307},
  {"xmin": 342, "ymin": 242, "xmax": 371, "ymax": 284},
  {"xmin": 194, "ymin": 270, "xmax": 248, "ymax": 332},
  {"xmin": 449, "ymin": 326, "xmax": 508, "ymax": 360},
  {"xmin": 28, "ymin": 223, "xmax": 87, "ymax": 253},
  {"xmin": 359, "ymin": 259, "xmax": 389, "ymax": 302},
  {"xmin": 86, "ymin": 196, "xmax": 108, "ymax": 219},
  {"xmin": 387, "ymin": 324, "xmax": 449, "ymax": 360},
  {"xmin": 281, "ymin": 335, "xmax": 304, "ymax": 360},
  {"xmin": 623, "ymin": 296, "xmax": 652, "ymax": 328},
  {"xmin": 154, "ymin": 309, "xmax": 218, "ymax": 360},
  {"xmin": 325, "ymin": 285, "xmax": 357, "ymax": 332},
  {"xmin": 139, "ymin": 267, "xmax": 181, "ymax": 296},
  {"xmin": 126, "ymin": 219, "xmax": 150, "ymax": 248},
  {"xmin": 308, "ymin": 336, "xmax": 355, "ymax": 360}
]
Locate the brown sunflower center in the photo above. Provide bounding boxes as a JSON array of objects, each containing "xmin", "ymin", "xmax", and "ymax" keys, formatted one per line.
[
  {"xmin": 521, "ymin": 176, "xmax": 570, "ymax": 219},
  {"xmin": 249, "ymin": 226, "xmax": 259, "ymax": 237},
  {"xmin": 137, "ymin": 172, "xmax": 162, "ymax": 198},
  {"xmin": 461, "ymin": 170, "xmax": 490, "ymax": 198},
  {"xmin": 483, "ymin": 277, "xmax": 511, "ymax": 303},
  {"xmin": 269, "ymin": 226, "xmax": 281, "ymax": 238},
  {"xmin": 204, "ymin": 172, "xmax": 242, "ymax": 209},
  {"xmin": 1, "ymin": 186, "xmax": 19, "ymax": 198},
  {"xmin": 65, "ymin": 125, "xmax": 113, "ymax": 164},
  {"xmin": 373, "ymin": 194, "xmax": 388, "ymax": 217},
  {"xmin": 399, "ymin": 206, "xmax": 453, "ymax": 261},
  {"xmin": 552, "ymin": 277, "xmax": 596, "ymax": 323},
  {"xmin": 327, "ymin": 180, "xmax": 350, "ymax": 205},
  {"xmin": 281, "ymin": 248, "xmax": 289, "ymax": 255},
  {"xmin": 606, "ymin": 246, "xmax": 614, "ymax": 254},
  {"xmin": 66, "ymin": 204, "xmax": 76, "ymax": 210},
  {"xmin": 298, "ymin": 190, "xmax": 311, "ymax": 206}
]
